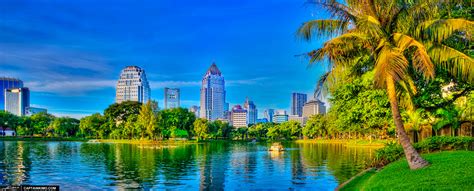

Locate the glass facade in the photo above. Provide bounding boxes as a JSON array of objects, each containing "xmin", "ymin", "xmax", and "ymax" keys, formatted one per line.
[
  {"xmin": 200, "ymin": 63, "xmax": 226, "ymax": 121},
  {"xmin": 1, "ymin": 77, "xmax": 24, "ymax": 110},
  {"xmin": 291, "ymin": 93, "xmax": 307, "ymax": 117},
  {"xmin": 4, "ymin": 88, "xmax": 30, "ymax": 116}
]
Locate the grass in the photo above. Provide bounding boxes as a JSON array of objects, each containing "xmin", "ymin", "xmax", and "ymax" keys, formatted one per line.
[
  {"xmin": 296, "ymin": 138, "xmax": 389, "ymax": 147},
  {"xmin": 340, "ymin": 151, "xmax": 474, "ymax": 190}
]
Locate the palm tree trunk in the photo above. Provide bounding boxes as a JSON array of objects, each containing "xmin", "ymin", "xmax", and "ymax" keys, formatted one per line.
[{"xmin": 386, "ymin": 76, "xmax": 429, "ymax": 169}]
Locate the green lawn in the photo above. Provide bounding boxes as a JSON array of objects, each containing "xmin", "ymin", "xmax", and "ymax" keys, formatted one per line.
[{"xmin": 341, "ymin": 151, "xmax": 474, "ymax": 190}]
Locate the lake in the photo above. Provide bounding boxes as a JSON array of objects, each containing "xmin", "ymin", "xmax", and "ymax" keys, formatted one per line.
[{"xmin": 0, "ymin": 141, "xmax": 376, "ymax": 190}]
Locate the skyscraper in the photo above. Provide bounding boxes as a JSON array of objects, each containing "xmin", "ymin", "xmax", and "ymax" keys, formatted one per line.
[
  {"xmin": 200, "ymin": 63, "xmax": 226, "ymax": 121},
  {"xmin": 0, "ymin": 77, "xmax": 23, "ymax": 110},
  {"xmin": 164, "ymin": 88, "xmax": 180, "ymax": 109},
  {"xmin": 116, "ymin": 66, "xmax": 151, "ymax": 103},
  {"xmin": 291, "ymin": 93, "xmax": 307, "ymax": 117},
  {"xmin": 264, "ymin": 109, "xmax": 274, "ymax": 123},
  {"xmin": 4, "ymin": 88, "xmax": 30, "ymax": 116},
  {"xmin": 244, "ymin": 97, "xmax": 257, "ymax": 125}
]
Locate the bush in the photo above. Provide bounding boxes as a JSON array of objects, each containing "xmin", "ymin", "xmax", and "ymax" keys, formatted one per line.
[{"xmin": 373, "ymin": 136, "xmax": 474, "ymax": 167}]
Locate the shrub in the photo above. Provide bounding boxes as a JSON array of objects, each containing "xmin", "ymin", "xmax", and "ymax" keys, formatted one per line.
[{"xmin": 373, "ymin": 136, "xmax": 474, "ymax": 167}]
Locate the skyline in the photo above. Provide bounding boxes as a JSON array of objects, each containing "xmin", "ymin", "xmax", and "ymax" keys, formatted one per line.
[{"xmin": 0, "ymin": 0, "xmax": 330, "ymax": 118}]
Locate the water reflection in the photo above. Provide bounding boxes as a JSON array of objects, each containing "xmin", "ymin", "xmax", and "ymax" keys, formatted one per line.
[{"xmin": 0, "ymin": 141, "xmax": 376, "ymax": 190}]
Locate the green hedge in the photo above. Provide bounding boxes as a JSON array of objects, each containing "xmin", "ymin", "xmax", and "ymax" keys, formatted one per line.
[{"xmin": 373, "ymin": 136, "xmax": 474, "ymax": 167}]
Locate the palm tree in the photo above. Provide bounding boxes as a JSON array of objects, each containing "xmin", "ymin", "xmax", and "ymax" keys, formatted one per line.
[{"xmin": 298, "ymin": 0, "xmax": 473, "ymax": 169}]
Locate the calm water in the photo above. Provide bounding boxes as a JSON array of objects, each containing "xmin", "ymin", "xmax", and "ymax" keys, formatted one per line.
[{"xmin": 0, "ymin": 141, "xmax": 376, "ymax": 190}]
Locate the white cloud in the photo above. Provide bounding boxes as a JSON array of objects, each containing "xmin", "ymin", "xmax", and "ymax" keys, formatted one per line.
[
  {"xmin": 25, "ymin": 80, "xmax": 116, "ymax": 95},
  {"xmin": 149, "ymin": 80, "xmax": 201, "ymax": 89}
]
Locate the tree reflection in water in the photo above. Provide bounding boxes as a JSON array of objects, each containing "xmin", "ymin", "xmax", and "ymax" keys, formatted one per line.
[{"xmin": 0, "ymin": 141, "xmax": 375, "ymax": 190}]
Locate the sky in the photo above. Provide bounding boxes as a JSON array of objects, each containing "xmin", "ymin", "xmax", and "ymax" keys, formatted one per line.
[{"xmin": 0, "ymin": 0, "xmax": 330, "ymax": 118}]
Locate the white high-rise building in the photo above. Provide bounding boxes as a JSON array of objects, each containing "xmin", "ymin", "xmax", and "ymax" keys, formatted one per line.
[
  {"xmin": 164, "ymin": 88, "xmax": 180, "ymax": 109},
  {"xmin": 4, "ymin": 88, "xmax": 29, "ymax": 116},
  {"xmin": 200, "ymin": 63, "xmax": 226, "ymax": 121},
  {"xmin": 116, "ymin": 66, "xmax": 151, "ymax": 104}
]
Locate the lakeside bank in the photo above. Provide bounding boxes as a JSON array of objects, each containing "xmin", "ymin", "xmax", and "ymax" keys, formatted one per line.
[
  {"xmin": 339, "ymin": 151, "xmax": 474, "ymax": 190},
  {"xmin": 1, "ymin": 136, "xmax": 391, "ymax": 147}
]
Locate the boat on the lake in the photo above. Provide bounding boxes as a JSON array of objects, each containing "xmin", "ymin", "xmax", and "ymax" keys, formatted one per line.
[{"xmin": 269, "ymin": 142, "xmax": 284, "ymax": 152}]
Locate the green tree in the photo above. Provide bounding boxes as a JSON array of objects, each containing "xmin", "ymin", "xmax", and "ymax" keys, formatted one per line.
[
  {"xmin": 303, "ymin": 115, "xmax": 327, "ymax": 139},
  {"xmin": 123, "ymin": 115, "xmax": 139, "ymax": 139},
  {"xmin": 79, "ymin": 113, "xmax": 105, "ymax": 138},
  {"xmin": 51, "ymin": 117, "xmax": 80, "ymax": 137},
  {"xmin": 298, "ymin": 0, "xmax": 473, "ymax": 169},
  {"xmin": 30, "ymin": 112, "xmax": 55, "ymax": 136},
  {"xmin": 0, "ymin": 111, "xmax": 19, "ymax": 135},
  {"xmin": 137, "ymin": 101, "xmax": 156, "ymax": 139},
  {"xmin": 193, "ymin": 118, "xmax": 209, "ymax": 141},
  {"xmin": 16, "ymin": 116, "xmax": 33, "ymax": 136},
  {"xmin": 248, "ymin": 123, "xmax": 270, "ymax": 140},
  {"xmin": 104, "ymin": 101, "xmax": 142, "ymax": 125},
  {"xmin": 158, "ymin": 108, "xmax": 195, "ymax": 138},
  {"xmin": 278, "ymin": 121, "xmax": 302, "ymax": 140}
]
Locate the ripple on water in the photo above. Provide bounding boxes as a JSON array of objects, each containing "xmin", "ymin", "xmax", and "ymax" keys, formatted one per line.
[{"xmin": 0, "ymin": 141, "xmax": 374, "ymax": 190}]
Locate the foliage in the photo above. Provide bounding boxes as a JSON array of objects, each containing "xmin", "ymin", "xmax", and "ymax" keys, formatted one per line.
[
  {"xmin": 298, "ymin": 0, "xmax": 473, "ymax": 168},
  {"xmin": 50, "ymin": 117, "xmax": 80, "ymax": 137},
  {"xmin": 193, "ymin": 118, "xmax": 209, "ymax": 141},
  {"xmin": 0, "ymin": 111, "xmax": 20, "ymax": 132},
  {"xmin": 303, "ymin": 115, "xmax": 327, "ymax": 139},
  {"xmin": 326, "ymin": 72, "xmax": 393, "ymax": 138},
  {"xmin": 104, "ymin": 101, "xmax": 142, "ymax": 124},
  {"xmin": 30, "ymin": 112, "xmax": 55, "ymax": 136},
  {"xmin": 137, "ymin": 101, "xmax": 157, "ymax": 139},
  {"xmin": 158, "ymin": 108, "xmax": 196, "ymax": 138},
  {"xmin": 79, "ymin": 113, "xmax": 105, "ymax": 138},
  {"xmin": 374, "ymin": 136, "xmax": 474, "ymax": 167}
]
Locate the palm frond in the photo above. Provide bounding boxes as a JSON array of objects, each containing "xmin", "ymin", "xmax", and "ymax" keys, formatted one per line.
[
  {"xmin": 397, "ymin": 77, "xmax": 417, "ymax": 111},
  {"xmin": 374, "ymin": 45, "xmax": 409, "ymax": 87},
  {"xmin": 356, "ymin": 15, "xmax": 384, "ymax": 39},
  {"xmin": 416, "ymin": 19, "xmax": 474, "ymax": 43},
  {"xmin": 429, "ymin": 44, "xmax": 474, "ymax": 82},
  {"xmin": 297, "ymin": 19, "xmax": 349, "ymax": 40},
  {"xmin": 307, "ymin": 32, "xmax": 372, "ymax": 66},
  {"xmin": 393, "ymin": 33, "xmax": 435, "ymax": 80},
  {"xmin": 307, "ymin": 0, "xmax": 358, "ymax": 23}
]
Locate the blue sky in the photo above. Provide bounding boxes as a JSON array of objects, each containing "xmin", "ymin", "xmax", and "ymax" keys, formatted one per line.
[{"xmin": 0, "ymin": 0, "xmax": 329, "ymax": 118}]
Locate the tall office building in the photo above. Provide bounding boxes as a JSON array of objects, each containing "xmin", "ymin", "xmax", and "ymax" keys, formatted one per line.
[
  {"xmin": 230, "ymin": 105, "xmax": 248, "ymax": 128},
  {"xmin": 0, "ymin": 77, "xmax": 23, "ymax": 110},
  {"xmin": 4, "ymin": 88, "xmax": 30, "ymax": 116},
  {"xmin": 200, "ymin": 63, "xmax": 226, "ymax": 121},
  {"xmin": 264, "ymin": 109, "xmax": 274, "ymax": 123},
  {"xmin": 291, "ymin": 93, "xmax": 307, "ymax": 117},
  {"xmin": 164, "ymin": 88, "xmax": 180, "ymax": 109},
  {"xmin": 115, "ymin": 66, "xmax": 151, "ymax": 104},
  {"xmin": 244, "ymin": 97, "xmax": 257, "ymax": 125},
  {"xmin": 302, "ymin": 99, "xmax": 327, "ymax": 118}
]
